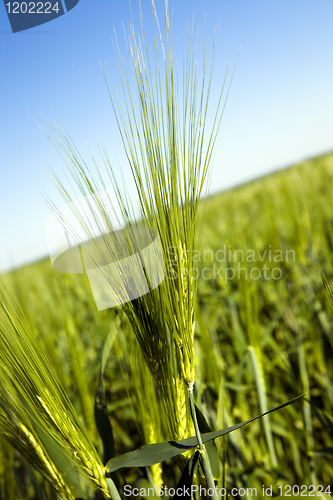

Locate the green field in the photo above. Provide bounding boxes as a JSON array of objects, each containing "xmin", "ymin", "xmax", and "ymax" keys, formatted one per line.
[{"xmin": 1, "ymin": 152, "xmax": 333, "ymax": 499}]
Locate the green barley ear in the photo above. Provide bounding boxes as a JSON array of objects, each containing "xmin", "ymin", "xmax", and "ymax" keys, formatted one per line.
[
  {"xmin": 103, "ymin": 0, "xmax": 231, "ymax": 387},
  {"xmin": 41, "ymin": 0, "xmax": 231, "ymax": 439},
  {"xmin": 0, "ymin": 284, "xmax": 114, "ymax": 498},
  {"xmin": 0, "ymin": 378, "xmax": 77, "ymax": 500}
]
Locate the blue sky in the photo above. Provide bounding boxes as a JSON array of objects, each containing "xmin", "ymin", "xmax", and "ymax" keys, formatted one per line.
[{"xmin": 1, "ymin": 0, "xmax": 332, "ymax": 272}]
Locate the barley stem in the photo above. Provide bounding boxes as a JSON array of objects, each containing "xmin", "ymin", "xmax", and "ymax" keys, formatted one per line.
[
  {"xmin": 188, "ymin": 385, "xmax": 203, "ymax": 449},
  {"xmin": 106, "ymin": 477, "xmax": 122, "ymax": 500},
  {"xmin": 188, "ymin": 386, "xmax": 218, "ymax": 500}
]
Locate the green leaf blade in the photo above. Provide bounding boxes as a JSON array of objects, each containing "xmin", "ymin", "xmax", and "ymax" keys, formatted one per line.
[{"xmin": 106, "ymin": 394, "xmax": 304, "ymax": 473}]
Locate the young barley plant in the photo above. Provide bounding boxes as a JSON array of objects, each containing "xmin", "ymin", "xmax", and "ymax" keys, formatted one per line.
[
  {"xmin": 40, "ymin": 0, "xmax": 232, "ymax": 489},
  {"xmin": 0, "ymin": 285, "xmax": 120, "ymax": 499}
]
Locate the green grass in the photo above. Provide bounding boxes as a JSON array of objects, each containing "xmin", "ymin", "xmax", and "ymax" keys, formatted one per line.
[{"xmin": 1, "ymin": 152, "xmax": 333, "ymax": 498}]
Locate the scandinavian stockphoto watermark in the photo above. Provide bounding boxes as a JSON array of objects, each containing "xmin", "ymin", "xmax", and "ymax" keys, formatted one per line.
[{"xmin": 167, "ymin": 245, "xmax": 296, "ymax": 282}]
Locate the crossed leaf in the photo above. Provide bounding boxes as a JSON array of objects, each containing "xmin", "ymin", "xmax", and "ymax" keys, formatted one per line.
[{"xmin": 106, "ymin": 394, "xmax": 304, "ymax": 474}]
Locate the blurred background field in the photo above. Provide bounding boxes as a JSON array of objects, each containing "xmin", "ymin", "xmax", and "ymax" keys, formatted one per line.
[{"xmin": 1, "ymin": 152, "xmax": 333, "ymax": 499}]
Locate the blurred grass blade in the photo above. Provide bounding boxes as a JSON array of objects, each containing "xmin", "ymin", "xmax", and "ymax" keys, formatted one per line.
[
  {"xmin": 297, "ymin": 331, "xmax": 316, "ymax": 485},
  {"xmin": 312, "ymin": 447, "xmax": 333, "ymax": 457},
  {"xmin": 306, "ymin": 399, "xmax": 333, "ymax": 439},
  {"xmin": 64, "ymin": 317, "xmax": 95, "ymax": 438},
  {"xmin": 248, "ymin": 345, "xmax": 278, "ymax": 468},
  {"xmin": 106, "ymin": 394, "xmax": 304, "ymax": 473},
  {"xmin": 94, "ymin": 320, "xmax": 119, "ymax": 482},
  {"xmin": 172, "ymin": 450, "xmax": 200, "ymax": 500}
]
